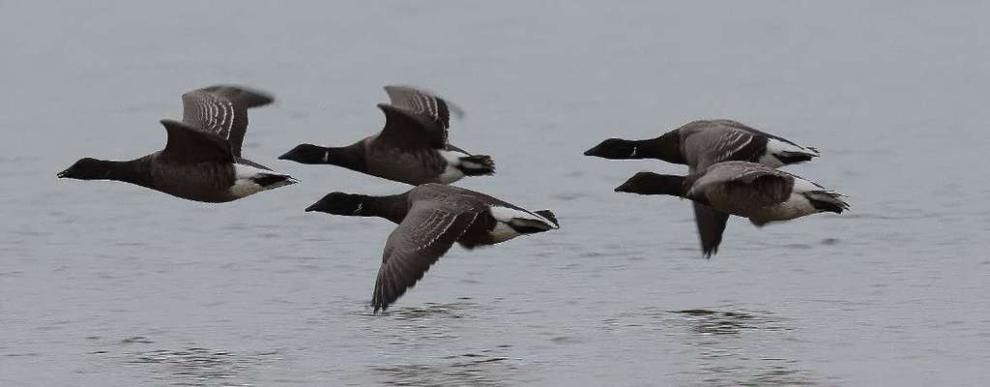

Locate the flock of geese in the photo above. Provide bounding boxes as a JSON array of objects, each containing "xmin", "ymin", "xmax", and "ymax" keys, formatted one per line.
[{"xmin": 57, "ymin": 84, "xmax": 848, "ymax": 311}]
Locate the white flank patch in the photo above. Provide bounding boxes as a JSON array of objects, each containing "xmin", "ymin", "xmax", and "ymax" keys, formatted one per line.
[
  {"xmin": 437, "ymin": 149, "xmax": 469, "ymax": 183},
  {"xmin": 779, "ymin": 192, "xmax": 816, "ymax": 216},
  {"xmin": 488, "ymin": 222, "xmax": 519, "ymax": 243},
  {"xmin": 789, "ymin": 176, "xmax": 822, "ymax": 194},
  {"xmin": 229, "ymin": 164, "xmax": 294, "ymax": 198},
  {"xmin": 488, "ymin": 205, "xmax": 543, "ymax": 223},
  {"xmin": 487, "ymin": 206, "xmax": 558, "ymax": 242},
  {"xmin": 759, "ymin": 138, "xmax": 819, "ymax": 166}
]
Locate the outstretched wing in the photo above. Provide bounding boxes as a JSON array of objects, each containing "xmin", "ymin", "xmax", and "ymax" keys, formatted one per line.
[
  {"xmin": 384, "ymin": 85, "xmax": 463, "ymax": 130},
  {"xmin": 181, "ymin": 85, "xmax": 273, "ymax": 157},
  {"xmin": 693, "ymin": 203, "xmax": 730, "ymax": 258},
  {"xmin": 372, "ymin": 201, "xmax": 480, "ymax": 312},
  {"xmin": 692, "ymin": 161, "xmax": 794, "ymax": 207},
  {"xmin": 376, "ymin": 103, "xmax": 447, "ymax": 150},
  {"xmin": 159, "ymin": 119, "xmax": 235, "ymax": 164}
]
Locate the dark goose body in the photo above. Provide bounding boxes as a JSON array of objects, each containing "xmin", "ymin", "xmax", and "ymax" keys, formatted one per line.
[
  {"xmin": 585, "ymin": 119, "xmax": 819, "ymax": 257},
  {"xmin": 305, "ymin": 183, "xmax": 559, "ymax": 312},
  {"xmin": 616, "ymin": 161, "xmax": 848, "ymax": 226},
  {"xmin": 58, "ymin": 85, "xmax": 295, "ymax": 202},
  {"xmin": 279, "ymin": 86, "xmax": 494, "ymax": 185}
]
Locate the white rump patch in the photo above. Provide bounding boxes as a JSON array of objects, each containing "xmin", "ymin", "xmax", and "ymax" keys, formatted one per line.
[
  {"xmin": 777, "ymin": 192, "xmax": 816, "ymax": 217},
  {"xmin": 789, "ymin": 176, "xmax": 822, "ymax": 194}
]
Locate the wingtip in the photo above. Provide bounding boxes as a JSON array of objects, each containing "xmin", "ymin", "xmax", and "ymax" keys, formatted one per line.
[
  {"xmin": 383, "ymin": 84, "xmax": 465, "ymax": 118},
  {"xmin": 371, "ymin": 301, "xmax": 388, "ymax": 315},
  {"xmin": 159, "ymin": 118, "xmax": 196, "ymax": 130},
  {"xmin": 201, "ymin": 84, "xmax": 275, "ymax": 107}
]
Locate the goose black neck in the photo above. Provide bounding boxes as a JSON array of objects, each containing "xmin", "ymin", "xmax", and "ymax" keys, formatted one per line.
[
  {"xmin": 365, "ymin": 193, "xmax": 411, "ymax": 224},
  {"xmin": 280, "ymin": 143, "xmax": 366, "ymax": 171},
  {"xmin": 639, "ymin": 132, "xmax": 685, "ymax": 164},
  {"xmin": 110, "ymin": 158, "xmax": 154, "ymax": 187},
  {"xmin": 324, "ymin": 143, "xmax": 366, "ymax": 171}
]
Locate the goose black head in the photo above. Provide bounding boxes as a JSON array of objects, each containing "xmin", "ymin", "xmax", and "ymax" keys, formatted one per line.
[
  {"xmin": 614, "ymin": 172, "xmax": 687, "ymax": 197},
  {"xmin": 279, "ymin": 144, "xmax": 328, "ymax": 164},
  {"xmin": 305, "ymin": 192, "xmax": 368, "ymax": 216},
  {"xmin": 57, "ymin": 158, "xmax": 107, "ymax": 180},
  {"xmin": 583, "ymin": 138, "xmax": 639, "ymax": 159}
]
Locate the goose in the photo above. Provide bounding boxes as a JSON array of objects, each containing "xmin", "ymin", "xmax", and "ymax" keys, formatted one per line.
[
  {"xmin": 279, "ymin": 86, "xmax": 494, "ymax": 185},
  {"xmin": 585, "ymin": 119, "xmax": 819, "ymax": 257},
  {"xmin": 304, "ymin": 183, "xmax": 559, "ymax": 312},
  {"xmin": 57, "ymin": 85, "xmax": 295, "ymax": 202},
  {"xmin": 615, "ymin": 161, "xmax": 847, "ymax": 229}
]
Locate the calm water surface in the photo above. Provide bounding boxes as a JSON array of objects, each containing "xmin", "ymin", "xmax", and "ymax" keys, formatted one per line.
[{"xmin": 1, "ymin": 1, "xmax": 989, "ymax": 386}]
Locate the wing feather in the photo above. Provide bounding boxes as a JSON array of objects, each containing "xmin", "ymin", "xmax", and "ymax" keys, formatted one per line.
[
  {"xmin": 181, "ymin": 85, "xmax": 273, "ymax": 157},
  {"xmin": 384, "ymin": 85, "xmax": 463, "ymax": 129},
  {"xmin": 691, "ymin": 161, "xmax": 794, "ymax": 207},
  {"xmin": 159, "ymin": 119, "xmax": 235, "ymax": 164},
  {"xmin": 376, "ymin": 103, "xmax": 447, "ymax": 150},
  {"xmin": 371, "ymin": 202, "xmax": 480, "ymax": 312}
]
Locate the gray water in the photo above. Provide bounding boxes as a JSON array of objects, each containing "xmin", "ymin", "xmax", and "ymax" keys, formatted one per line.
[{"xmin": 2, "ymin": 1, "xmax": 989, "ymax": 386}]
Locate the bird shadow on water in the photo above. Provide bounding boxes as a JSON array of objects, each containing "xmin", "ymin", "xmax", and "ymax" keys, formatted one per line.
[
  {"xmin": 603, "ymin": 308, "xmax": 825, "ymax": 386},
  {"xmin": 371, "ymin": 351, "xmax": 518, "ymax": 387},
  {"xmin": 360, "ymin": 299, "xmax": 481, "ymax": 345},
  {"xmin": 365, "ymin": 299, "xmax": 526, "ymax": 386},
  {"xmin": 385, "ymin": 299, "xmax": 476, "ymax": 321},
  {"xmin": 92, "ymin": 336, "xmax": 281, "ymax": 387}
]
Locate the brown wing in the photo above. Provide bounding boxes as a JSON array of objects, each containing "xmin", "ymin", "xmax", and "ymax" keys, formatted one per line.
[
  {"xmin": 376, "ymin": 103, "xmax": 447, "ymax": 150},
  {"xmin": 693, "ymin": 203, "xmax": 729, "ymax": 258},
  {"xmin": 686, "ymin": 163, "xmax": 732, "ymax": 259},
  {"xmin": 693, "ymin": 162, "xmax": 794, "ymax": 207},
  {"xmin": 159, "ymin": 119, "xmax": 234, "ymax": 164},
  {"xmin": 371, "ymin": 201, "xmax": 481, "ymax": 312},
  {"xmin": 181, "ymin": 85, "xmax": 273, "ymax": 157}
]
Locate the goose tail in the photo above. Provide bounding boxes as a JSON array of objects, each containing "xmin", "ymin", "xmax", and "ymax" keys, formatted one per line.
[
  {"xmin": 804, "ymin": 191, "xmax": 849, "ymax": 214},
  {"xmin": 457, "ymin": 155, "xmax": 495, "ymax": 176}
]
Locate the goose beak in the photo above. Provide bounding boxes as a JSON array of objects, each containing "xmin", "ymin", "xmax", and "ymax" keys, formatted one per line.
[
  {"xmin": 614, "ymin": 182, "xmax": 632, "ymax": 192},
  {"xmin": 304, "ymin": 203, "xmax": 319, "ymax": 212},
  {"xmin": 56, "ymin": 169, "xmax": 69, "ymax": 178}
]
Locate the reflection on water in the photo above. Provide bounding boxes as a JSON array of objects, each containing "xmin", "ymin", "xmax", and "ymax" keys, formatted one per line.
[
  {"xmin": 605, "ymin": 308, "xmax": 821, "ymax": 386},
  {"xmin": 373, "ymin": 352, "xmax": 516, "ymax": 387},
  {"xmin": 126, "ymin": 347, "xmax": 281, "ymax": 387},
  {"xmin": 385, "ymin": 299, "xmax": 477, "ymax": 321},
  {"xmin": 671, "ymin": 309, "xmax": 790, "ymax": 335}
]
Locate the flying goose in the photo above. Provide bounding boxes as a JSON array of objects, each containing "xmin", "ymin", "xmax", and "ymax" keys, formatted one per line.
[
  {"xmin": 304, "ymin": 183, "xmax": 559, "ymax": 312},
  {"xmin": 57, "ymin": 85, "xmax": 296, "ymax": 202},
  {"xmin": 279, "ymin": 85, "xmax": 494, "ymax": 185},
  {"xmin": 585, "ymin": 119, "xmax": 819, "ymax": 257},
  {"xmin": 615, "ymin": 161, "xmax": 847, "ymax": 228}
]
